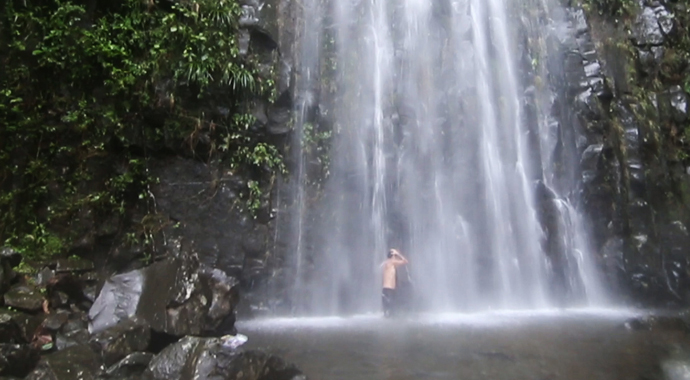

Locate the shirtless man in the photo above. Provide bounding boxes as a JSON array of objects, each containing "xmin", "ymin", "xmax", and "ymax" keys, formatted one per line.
[{"xmin": 381, "ymin": 248, "xmax": 409, "ymax": 317}]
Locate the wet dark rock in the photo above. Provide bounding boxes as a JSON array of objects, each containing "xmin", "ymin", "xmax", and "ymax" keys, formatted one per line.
[
  {"xmin": 67, "ymin": 206, "xmax": 96, "ymax": 253},
  {"xmin": 574, "ymin": 89, "xmax": 604, "ymax": 120},
  {"xmin": 628, "ymin": 265, "xmax": 673, "ymax": 306},
  {"xmin": 55, "ymin": 325, "xmax": 89, "ymax": 351},
  {"xmin": 239, "ymin": 28, "xmax": 251, "ymax": 55},
  {"xmin": 249, "ymin": 27, "xmax": 279, "ymax": 52},
  {"xmin": 55, "ymin": 258, "xmax": 94, "ymax": 273},
  {"xmin": 103, "ymin": 352, "xmax": 154, "ymax": 379},
  {"xmin": 580, "ymin": 144, "xmax": 603, "ymax": 184},
  {"xmin": 0, "ymin": 249, "xmax": 20, "ymax": 294},
  {"xmin": 535, "ymin": 181, "xmax": 557, "ymax": 201},
  {"xmin": 654, "ymin": 6, "xmax": 675, "ymax": 36},
  {"xmin": 25, "ymin": 344, "xmax": 102, "ymax": 380},
  {"xmin": 563, "ymin": 52, "xmax": 588, "ymax": 93},
  {"xmin": 0, "ymin": 313, "xmax": 26, "ymax": 344},
  {"xmin": 637, "ymin": 47, "xmax": 665, "ymax": 75},
  {"xmin": 0, "ymin": 248, "xmax": 21, "ymax": 269},
  {"xmin": 4, "ymin": 312, "xmax": 42, "ymax": 344},
  {"xmin": 623, "ymin": 314, "xmax": 690, "ymax": 332},
  {"xmin": 107, "ymin": 244, "xmax": 146, "ymax": 272},
  {"xmin": 80, "ymin": 271, "xmax": 100, "ymax": 283},
  {"xmin": 46, "ymin": 274, "xmax": 90, "ymax": 311},
  {"xmin": 651, "ymin": 46, "xmax": 665, "ymax": 63},
  {"xmin": 51, "ymin": 292, "xmax": 70, "ymax": 309},
  {"xmin": 243, "ymin": 226, "xmax": 268, "ymax": 256},
  {"xmin": 55, "ymin": 313, "xmax": 90, "ymax": 351},
  {"xmin": 201, "ymin": 267, "xmax": 239, "ymax": 332},
  {"xmin": 3, "ymin": 285, "xmax": 45, "ymax": 313},
  {"xmin": 142, "ymin": 336, "xmax": 200, "ymax": 379},
  {"xmin": 87, "ymin": 270, "xmax": 141, "ymax": 334},
  {"xmin": 34, "ymin": 268, "xmax": 55, "ymax": 287},
  {"xmin": 88, "ymin": 252, "xmax": 239, "ymax": 337},
  {"xmin": 632, "ymin": 7, "xmax": 665, "ymax": 46},
  {"xmin": 89, "ymin": 317, "xmax": 150, "ymax": 366},
  {"xmin": 266, "ymin": 91, "xmax": 293, "ymax": 135},
  {"xmin": 83, "ymin": 285, "xmax": 98, "ymax": 303},
  {"xmin": 240, "ymin": 4, "xmax": 259, "ymax": 27},
  {"xmin": 149, "ymin": 156, "xmax": 261, "ymax": 272},
  {"xmin": 538, "ymin": 198, "xmax": 570, "ymax": 302},
  {"xmin": 584, "ymin": 61, "xmax": 601, "ymax": 78},
  {"xmin": 571, "ymin": 8, "xmax": 589, "ymax": 35},
  {"xmin": 144, "ymin": 336, "xmax": 305, "ymax": 380},
  {"xmin": 41, "ymin": 311, "xmax": 70, "ymax": 333},
  {"xmin": 669, "ymin": 86, "xmax": 688, "ymax": 123},
  {"xmin": 96, "ymin": 214, "xmax": 120, "ymax": 238},
  {"xmin": 0, "ymin": 344, "xmax": 40, "ymax": 377}
]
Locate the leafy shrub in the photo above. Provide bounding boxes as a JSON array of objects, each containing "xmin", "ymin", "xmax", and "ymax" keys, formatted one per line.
[{"xmin": 0, "ymin": 0, "xmax": 283, "ymax": 260}]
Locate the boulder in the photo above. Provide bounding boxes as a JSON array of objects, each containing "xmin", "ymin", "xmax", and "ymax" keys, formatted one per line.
[
  {"xmin": 55, "ymin": 324, "xmax": 89, "ymax": 351},
  {"xmin": 658, "ymin": 86, "xmax": 689, "ymax": 124},
  {"xmin": 0, "ymin": 313, "xmax": 26, "ymax": 344},
  {"xmin": 1, "ymin": 311, "xmax": 43, "ymax": 344},
  {"xmin": 40, "ymin": 311, "xmax": 70, "ymax": 333},
  {"xmin": 631, "ymin": 6, "xmax": 665, "ymax": 46},
  {"xmin": 55, "ymin": 258, "xmax": 94, "ymax": 274},
  {"xmin": 0, "ymin": 344, "xmax": 40, "ymax": 377},
  {"xmin": 103, "ymin": 352, "xmax": 154, "ymax": 379},
  {"xmin": 3, "ymin": 285, "xmax": 45, "ymax": 313},
  {"xmin": 144, "ymin": 336, "xmax": 305, "ymax": 380},
  {"xmin": 24, "ymin": 344, "xmax": 102, "ymax": 380},
  {"xmin": 0, "ymin": 248, "xmax": 20, "ymax": 295},
  {"xmin": 34, "ymin": 268, "xmax": 55, "ymax": 287},
  {"xmin": 46, "ymin": 274, "xmax": 90, "ymax": 311},
  {"xmin": 88, "ymin": 253, "xmax": 239, "ymax": 337},
  {"xmin": 201, "ymin": 267, "xmax": 240, "ymax": 334},
  {"xmin": 0, "ymin": 248, "xmax": 21, "ymax": 269},
  {"xmin": 654, "ymin": 5, "xmax": 675, "ymax": 36},
  {"xmin": 55, "ymin": 313, "xmax": 90, "ymax": 351},
  {"xmin": 89, "ymin": 317, "xmax": 150, "ymax": 366}
]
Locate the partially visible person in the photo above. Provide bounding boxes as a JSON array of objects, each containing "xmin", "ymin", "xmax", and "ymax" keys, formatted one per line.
[{"xmin": 381, "ymin": 248, "xmax": 409, "ymax": 317}]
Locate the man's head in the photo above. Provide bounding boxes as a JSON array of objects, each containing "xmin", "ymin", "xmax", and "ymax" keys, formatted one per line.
[{"xmin": 387, "ymin": 249, "xmax": 398, "ymax": 259}]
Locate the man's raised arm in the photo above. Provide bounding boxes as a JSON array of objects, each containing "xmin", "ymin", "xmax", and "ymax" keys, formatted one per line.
[{"xmin": 391, "ymin": 249, "xmax": 408, "ymax": 265}]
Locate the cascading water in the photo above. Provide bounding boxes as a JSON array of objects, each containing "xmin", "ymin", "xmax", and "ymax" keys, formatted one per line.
[
  {"xmin": 523, "ymin": 0, "xmax": 609, "ymax": 306},
  {"xmin": 286, "ymin": 0, "xmax": 609, "ymax": 315}
]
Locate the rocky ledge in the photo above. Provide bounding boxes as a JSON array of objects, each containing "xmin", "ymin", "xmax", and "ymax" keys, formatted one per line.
[{"xmin": 0, "ymin": 247, "xmax": 305, "ymax": 380}]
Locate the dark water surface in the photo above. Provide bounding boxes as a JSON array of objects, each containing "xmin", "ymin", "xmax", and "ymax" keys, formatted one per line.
[{"xmin": 237, "ymin": 309, "xmax": 690, "ymax": 380}]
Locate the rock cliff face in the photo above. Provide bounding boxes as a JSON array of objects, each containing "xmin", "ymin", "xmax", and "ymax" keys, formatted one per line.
[
  {"xmin": 140, "ymin": 0, "xmax": 299, "ymax": 316},
  {"xmin": 521, "ymin": 0, "xmax": 690, "ymax": 307}
]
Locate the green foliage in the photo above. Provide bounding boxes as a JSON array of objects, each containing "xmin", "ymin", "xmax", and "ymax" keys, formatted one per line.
[
  {"xmin": 220, "ymin": 114, "xmax": 286, "ymax": 173},
  {"xmin": 581, "ymin": 0, "xmax": 638, "ymax": 17},
  {"xmin": 0, "ymin": 0, "xmax": 282, "ymax": 261},
  {"xmin": 246, "ymin": 180, "xmax": 263, "ymax": 214}
]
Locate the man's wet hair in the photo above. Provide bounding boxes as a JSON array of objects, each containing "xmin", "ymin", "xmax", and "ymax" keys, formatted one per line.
[{"xmin": 387, "ymin": 251, "xmax": 393, "ymax": 258}]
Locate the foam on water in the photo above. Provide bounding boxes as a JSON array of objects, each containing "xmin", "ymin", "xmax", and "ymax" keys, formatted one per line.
[{"xmin": 237, "ymin": 308, "xmax": 644, "ymax": 331}]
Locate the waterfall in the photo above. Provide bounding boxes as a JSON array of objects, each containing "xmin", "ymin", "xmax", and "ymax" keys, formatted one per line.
[{"xmin": 285, "ymin": 0, "xmax": 609, "ymax": 315}]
